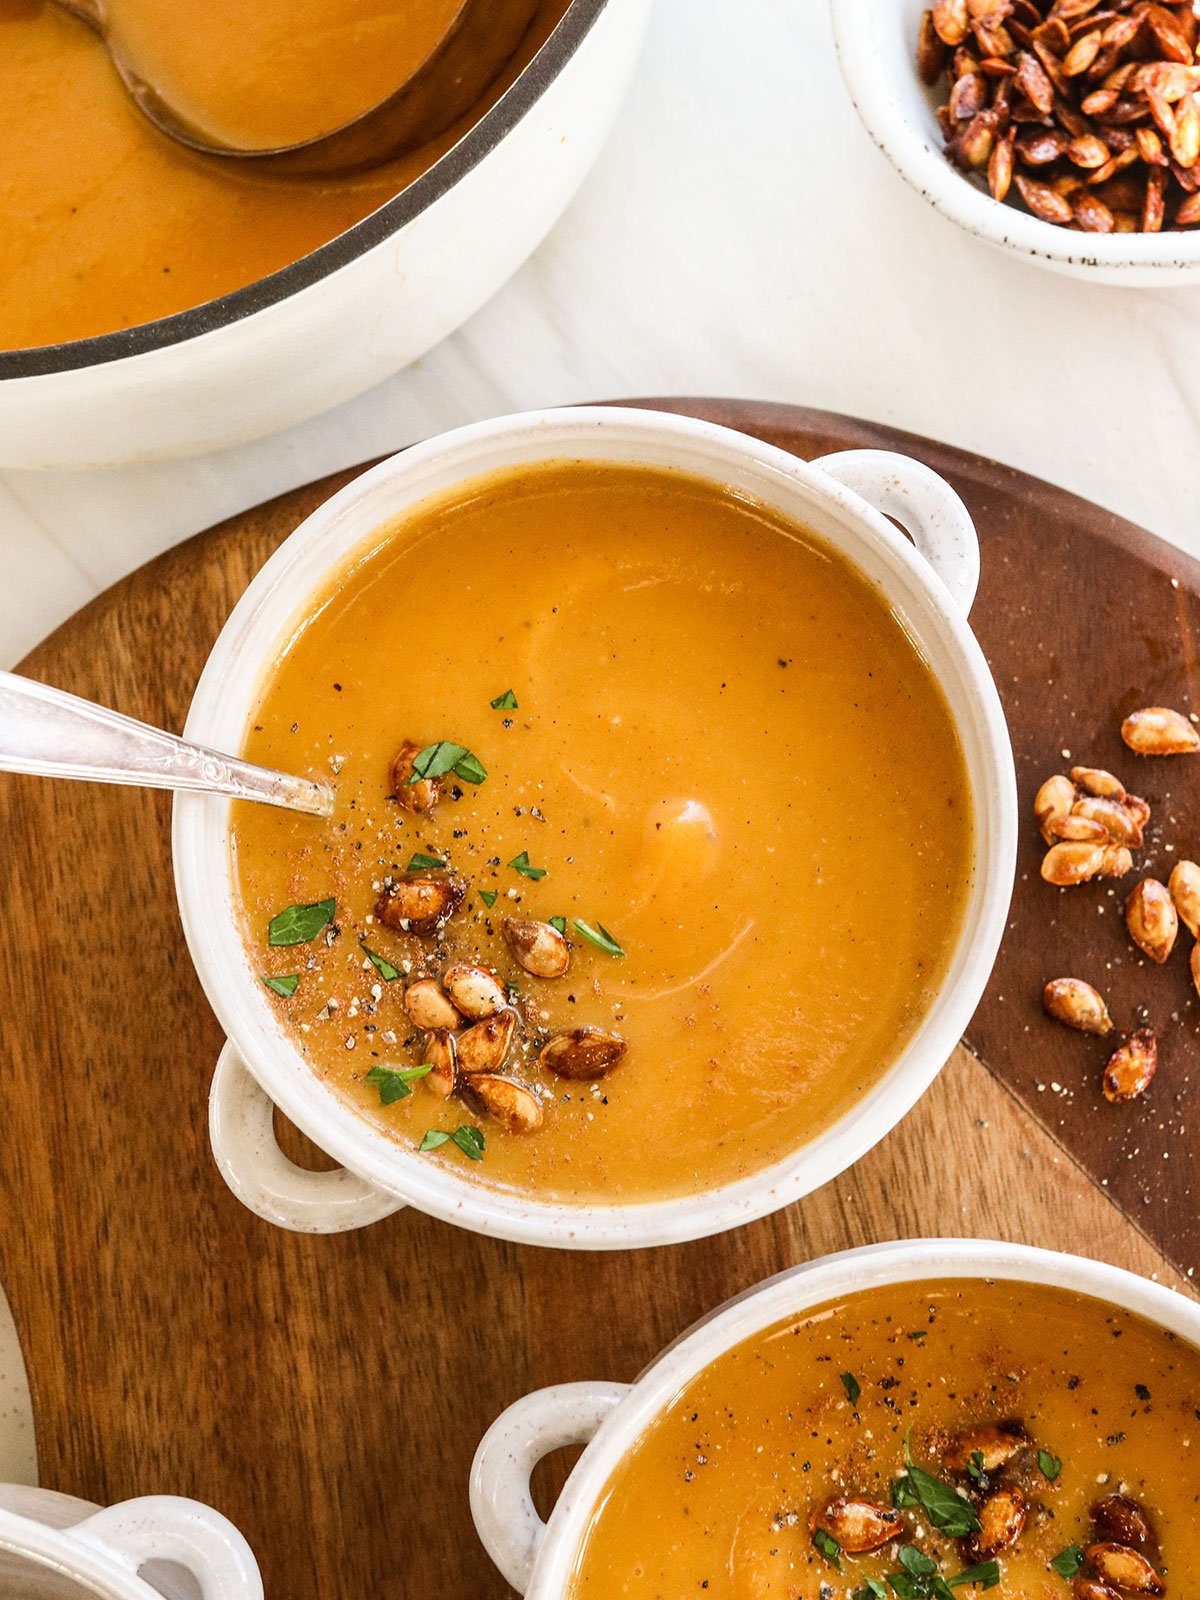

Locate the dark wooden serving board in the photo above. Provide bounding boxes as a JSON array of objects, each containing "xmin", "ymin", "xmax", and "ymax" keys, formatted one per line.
[{"xmin": 1, "ymin": 400, "xmax": 1196, "ymax": 1600}]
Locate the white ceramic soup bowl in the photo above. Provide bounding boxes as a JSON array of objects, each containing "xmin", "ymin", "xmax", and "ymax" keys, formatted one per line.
[
  {"xmin": 470, "ymin": 1238, "xmax": 1200, "ymax": 1593},
  {"xmin": 174, "ymin": 404, "xmax": 1017, "ymax": 1248},
  {"xmin": 0, "ymin": 1484, "xmax": 261, "ymax": 1600},
  {"xmin": 831, "ymin": 0, "xmax": 1200, "ymax": 285},
  {"xmin": 0, "ymin": 0, "xmax": 650, "ymax": 468}
]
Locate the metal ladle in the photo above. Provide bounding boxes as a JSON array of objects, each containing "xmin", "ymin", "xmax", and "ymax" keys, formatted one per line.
[
  {"xmin": 52, "ymin": 0, "xmax": 541, "ymax": 175},
  {"xmin": 0, "ymin": 671, "xmax": 333, "ymax": 816}
]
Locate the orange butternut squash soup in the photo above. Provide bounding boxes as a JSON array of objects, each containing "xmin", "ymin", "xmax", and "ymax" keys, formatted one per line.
[
  {"xmin": 0, "ymin": 0, "xmax": 569, "ymax": 350},
  {"xmin": 232, "ymin": 460, "xmax": 974, "ymax": 1205},
  {"xmin": 565, "ymin": 1279, "xmax": 1200, "ymax": 1598}
]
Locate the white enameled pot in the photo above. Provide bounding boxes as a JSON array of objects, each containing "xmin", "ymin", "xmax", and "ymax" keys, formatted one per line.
[
  {"xmin": 831, "ymin": 0, "xmax": 1200, "ymax": 285},
  {"xmin": 0, "ymin": 1484, "xmax": 261, "ymax": 1600},
  {"xmin": 0, "ymin": 0, "xmax": 650, "ymax": 469},
  {"xmin": 470, "ymin": 1239, "xmax": 1200, "ymax": 1593},
  {"xmin": 174, "ymin": 405, "xmax": 1017, "ymax": 1248}
]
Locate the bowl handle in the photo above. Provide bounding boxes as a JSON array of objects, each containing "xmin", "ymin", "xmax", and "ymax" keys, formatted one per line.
[
  {"xmin": 470, "ymin": 1381, "xmax": 629, "ymax": 1593},
  {"xmin": 209, "ymin": 1041, "xmax": 407, "ymax": 1233},
  {"xmin": 67, "ymin": 1496, "xmax": 263, "ymax": 1600},
  {"xmin": 811, "ymin": 449, "xmax": 980, "ymax": 616}
]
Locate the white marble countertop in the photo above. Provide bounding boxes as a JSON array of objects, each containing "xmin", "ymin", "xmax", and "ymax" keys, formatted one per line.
[
  {"xmin": 1, "ymin": 0, "xmax": 1199, "ymax": 1489},
  {"xmin": 6, "ymin": 0, "xmax": 1200, "ymax": 669}
]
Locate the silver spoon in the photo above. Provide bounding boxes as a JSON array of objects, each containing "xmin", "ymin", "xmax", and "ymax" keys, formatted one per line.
[
  {"xmin": 0, "ymin": 671, "xmax": 333, "ymax": 817},
  {"xmin": 51, "ymin": 0, "xmax": 540, "ymax": 175}
]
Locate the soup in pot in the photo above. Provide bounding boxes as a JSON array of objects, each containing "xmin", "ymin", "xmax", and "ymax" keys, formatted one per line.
[
  {"xmin": 233, "ymin": 458, "xmax": 974, "ymax": 1206},
  {"xmin": 566, "ymin": 1278, "xmax": 1200, "ymax": 1597},
  {"xmin": 0, "ymin": 0, "xmax": 569, "ymax": 350},
  {"xmin": 102, "ymin": 0, "xmax": 472, "ymax": 152}
]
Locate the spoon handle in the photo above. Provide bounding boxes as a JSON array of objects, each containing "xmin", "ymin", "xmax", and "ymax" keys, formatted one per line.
[{"xmin": 0, "ymin": 671, "xmax": 333, "ymax": 817}]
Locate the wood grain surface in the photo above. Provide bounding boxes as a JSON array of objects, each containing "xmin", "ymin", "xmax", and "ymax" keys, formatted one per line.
[{"xmin": 0, "ymin": 401, "xmax": 1195, "ymax": 1600}]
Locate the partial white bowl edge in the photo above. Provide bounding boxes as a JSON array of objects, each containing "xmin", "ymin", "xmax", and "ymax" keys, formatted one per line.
[{"xmin": 830, "ymin": 0, "xmax": 1200, "ymax": 285}]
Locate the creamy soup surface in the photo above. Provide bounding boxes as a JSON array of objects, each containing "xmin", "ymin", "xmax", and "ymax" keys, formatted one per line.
[
  {"xmin": 0, "ymin": 0, "xmax": 568, "ymax": 349},
  {"xmin": 566, "ymin": 1279, "xmax": 1200, "ymax": 1598},
  {"xmin": 233, "ymin": 460, "xmax": 973, "ymax": 1205}
]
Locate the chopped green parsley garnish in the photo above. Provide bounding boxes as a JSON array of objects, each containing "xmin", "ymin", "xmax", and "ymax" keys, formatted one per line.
[
  {"xmin": 364, "ymin": 1064, "xmax": 432, "ymax": 1106},
  {"xmin": 479, "ymin": 889, "xmax": 498, "ymax": 909},
  {"xmin": 898, "ymin": 1548, "xmax": 938, "ymax": 1580},
  {"xmin": 1050, "ymin": 1546, "xmax": 1084, "ymax": 1581},
  {"xmin": 453, "ymin": 751, "xmax": 487, "ymax": 785},
  {"xmin": 853, "ymin": 1583, "xmax": 889, "ymax": 1600},
  {"xmin": 490, "ymin": 689, "xmax": 518, "ymax": 710},
  {"xmin": 405, "ymin": 852, "xmax": 446, "ymax": 871},
  {"xmin": 509, "ymin": 851, "xmax": 547, "ymax": 880},
  {"xmin": 407, "ymin": 741, "xmax": 487, "ymax": 786},
  {"xmin": 884, "ymin": 1546, "xmax": 998, "ymax": 1600},
  {"xmin": 362, "ymin": 945, "xmax": 401, "ymax": 982},
  {"xmin": 950, "ymin": 1563, "xmax": 1000, "ymax": 1591},
  {"xmin": 892, "ymin": 1475, "xmax": 919, "ymax": 1509},
  {"xmin": 262, "ymin": 973, "xmax": 299, "ymax": 997},
  {"xmin": 572, "ymin": 919, "xmax": 625, "ymax": 956},
  {"xmin": 1038, "ymin": 1449, "xmax": 1062, "ymax": 1482},
  {"xmin": 812, "ymin": 1528, "xmax": 842, "ymax": 1571},
  {"xmin": 419, "ymin": 1124, "xmax": 485, "ymax": 1160},
  {"xmin": 892, "ymin": 1444, "xmax": 979, "ymax": 1537},
  {"xmin": 267, "ymin": 897, "xmax": 335, "ymax": 947},
  {"xmin": 840, "ymin": 1371, "xmax": 861, "ymax": 1406}
]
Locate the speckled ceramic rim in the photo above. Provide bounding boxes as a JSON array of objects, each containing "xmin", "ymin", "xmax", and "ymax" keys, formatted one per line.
[
  {"xmin": 477, "ymin": 1239, "xmax": 1200, "ymax": 1596},
  {"xmin": 0, "ymin": 0, "xmax": 608, "ymax": 380},
  {"xmin": 174, "ymin": 405, "xmax": 1017, "ymax": 1249},
  {"xmin": 0, "ymin": 1517, "xmax": 149, "ymax": 1600},
  {"xmin": 0, "ymin": 1518, "xmax": 152, "ymax": 1600},
  {"xmin": 0, "ymin": 1497, "xmax": 261, "ymax": 1600},
  {"xmin": 830, "ymin": 0, "xmax": 1200, "ymax": 279}
]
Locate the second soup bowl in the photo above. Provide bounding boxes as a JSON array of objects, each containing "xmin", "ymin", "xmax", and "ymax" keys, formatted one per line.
[
  {"xmin": 469, "ymin": 1239, "xmax": 1200, "ymax": 1593},
  {"xmin": 174, "ymin": 406, "xmax": 1016, "ymax": 1247}
]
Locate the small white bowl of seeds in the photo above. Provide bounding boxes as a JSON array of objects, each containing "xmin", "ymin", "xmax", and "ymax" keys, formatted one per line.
[{"xmin": 831, "ymin": 0, "xmax": 1200, "ymax": 283}]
